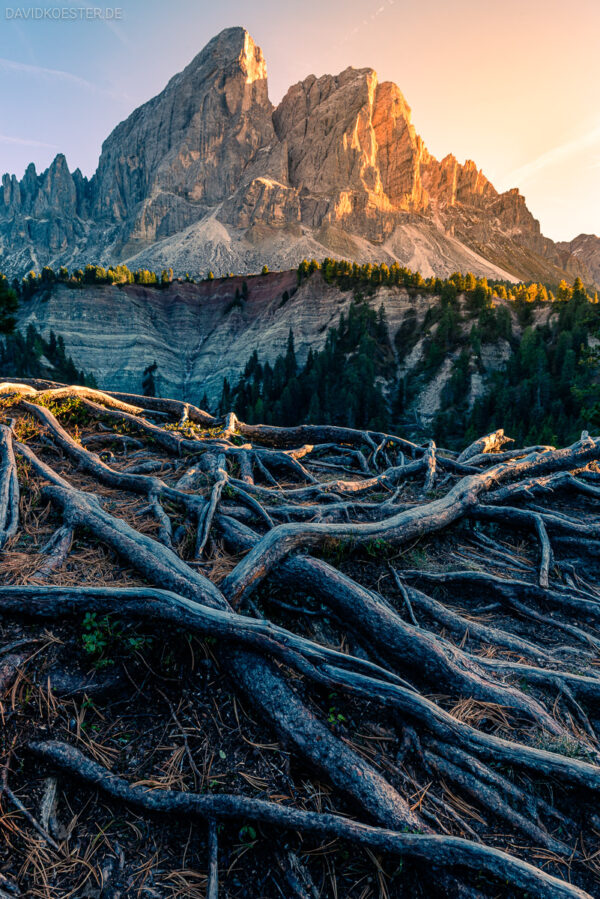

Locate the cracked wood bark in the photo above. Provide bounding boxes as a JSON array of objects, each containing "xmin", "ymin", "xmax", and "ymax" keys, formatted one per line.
[
  {"xmin": 0, "ymin": 423, "xmax": 19, "ymax": 548},
  {"xmin": 5, "ymin": 580, "xmax": 600, "ymax": 791},
  {"xmin": 29, "ymin": 741, "xmax": 593, "ymax": 899},
  {"xmin": 216, "ymin": 520, "xmax": 569, "ymax": 734},
  {"xmin": 4, "ymin": 379, "xmax": 600, "ymax": 896}
]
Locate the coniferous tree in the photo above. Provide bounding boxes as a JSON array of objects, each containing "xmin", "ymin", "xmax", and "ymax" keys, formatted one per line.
[
  {"xmin": 142, "ymin": 361, "xmax": 158, "ymax": 397},
  {"xmin": 0, "ymin": 276, "xmax": 18, "ymax": 334}
]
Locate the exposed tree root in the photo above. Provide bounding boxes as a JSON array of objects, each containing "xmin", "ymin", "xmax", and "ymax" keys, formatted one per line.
[
  {"xmin": 1, "ymin": 378, "xmax": 600, "ymax": 897},
  {"xmin": 0, "ymin": 424, "xmax": 19, "ymax": 549},
  {"xmin": 27, "ymin": 741, "xmax": 594, "ymax": 899}
]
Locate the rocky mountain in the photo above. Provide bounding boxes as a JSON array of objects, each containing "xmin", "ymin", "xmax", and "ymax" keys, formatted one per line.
[
  {"xmin": 556, "ymin": 234, "xmax": 600, "ymax": 286},
  {"xmin": 1, "ymin": 26, "xmax": 597, "ymax": 284}
]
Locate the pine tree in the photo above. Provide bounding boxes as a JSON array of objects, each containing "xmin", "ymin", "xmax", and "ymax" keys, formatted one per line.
[
  {"xmin": 0, "ymin": 276, "xmax": 18, "ymax": 334},
  {"xmin": 285, "ymin": 329, "xmax": 297, "ymax": 379},
  {"xmin": 220, "ymin": 378, "xmax": 232, "ymax": 415},
  {"xmin": 142, "ymin": 361, "xmax": 158, "ymax": 397}
]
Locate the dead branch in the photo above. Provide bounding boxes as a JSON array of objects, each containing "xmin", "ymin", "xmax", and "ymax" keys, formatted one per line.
[{"xmin": 0, "ymin": 424, "xmax": 19, "ymax": 548}]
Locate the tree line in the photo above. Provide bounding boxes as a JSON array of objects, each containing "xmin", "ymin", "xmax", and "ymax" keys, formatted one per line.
[
  {"xmin": 297, "ymin": 257, "xmax": 599, "ymax": 306},
  {"xmin": 0, "ymin": 322, "xmax": 95, "ymax": 387},
  {"xmin": 2, "ymin": 257, "xmax": 599, "ymax": 448},
  {"xmin": 6, "ymin": 262, "xmax": 278, "ymax": 300}
]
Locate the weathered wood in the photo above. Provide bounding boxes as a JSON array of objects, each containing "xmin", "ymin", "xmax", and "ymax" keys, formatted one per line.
[
  {"xmin": 0, "ymin": 423, "xmax": 19, "ymax": 548},
  {"xmin": 456, "ymin": 429, "xmax": 513, "ymax": 463},
  {"xmin": 35, "ymin": 525, "xmax": 74, "ymax": 578},
  {"xmin": 221, "ymin": 436, "xmax": 600, "ymax": 607},
  {"xmin": 4, "ymin": 378, "xmax": 600, "ymax": 896},
  {"xmin": 17, "ymin": 446, "xmax": 423, "ymax": 833},
  {"xmin": 30, "ymin": 741, "xmax": 593, "ymax": 899},
  {"xmin": 207, "ymin": 819, "xmax": 218, "ymax": 899}
]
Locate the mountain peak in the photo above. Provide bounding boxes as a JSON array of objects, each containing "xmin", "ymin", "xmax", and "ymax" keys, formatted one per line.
[
  {"xmin": 180, "ymin": 27, "xmax": 267, "ymax": 86},
  {"xmin": 90, "ymin": 25, "xmax": 273, "ymax": 239},
  {"xmin": 0, "ymin": 27, "xmax": 597, "ymax": 286}
]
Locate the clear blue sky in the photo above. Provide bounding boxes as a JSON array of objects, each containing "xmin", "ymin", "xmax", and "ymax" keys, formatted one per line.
[{"xmin": 1, "ymin": 0, "xmax": 598, "ymax": 241}]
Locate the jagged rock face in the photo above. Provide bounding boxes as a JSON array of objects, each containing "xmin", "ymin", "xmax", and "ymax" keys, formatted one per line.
[
  {"xmin": 92, "ymin": 27, "xmax": 275, "ymax": 250},
  {"xmin": 0, "ymin": 26, "xmax": 597, "ymax": 285},
  {"xmin": 1, "ymin": 156, "xmax": 82, "ymax": 219},
  {"xmin": 421, "ymin": 154, "xmax": 497, "ymax": 211},
  {"xmin": 372, "ymin": 82, "xmax": 428, "ymax": 212},
  {"xmin": 556, "ymin": 234, "xmax": 600, "ymax": 288},
  {"xmin": 273, "ymin": 68, "xmax": 389, "ymax": 233},
  {"xmin": 271, "ymin": 70, "xmax": 428, "ymax": 239},
  {"xmin": 0, "ymin": 154, "xmax": 92, "ymax": 275}
]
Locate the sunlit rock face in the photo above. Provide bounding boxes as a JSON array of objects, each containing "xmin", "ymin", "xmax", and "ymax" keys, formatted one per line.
[
  {"xmin": 0, "ymin": 27, "xmax": 596, "ymax": 285},
  {"xmin": 91, "ymin": 27, "xmax": 276, "ymax": 252},
  {"xmin": 271, "ymin": 69, "xmax": 426, "ymax": 239},
  {"xmin": 556, "ymin": 234, "xmax": 600, "ymax": 286}
]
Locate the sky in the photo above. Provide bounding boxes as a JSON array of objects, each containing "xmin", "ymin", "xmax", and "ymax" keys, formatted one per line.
[{"xmin": 0, "ymin": 0, "xmax": 598, "ymax": 242}]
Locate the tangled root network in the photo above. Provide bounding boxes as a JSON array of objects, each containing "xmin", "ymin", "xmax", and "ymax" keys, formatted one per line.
[{"xmin": 1, "ymin": 379, "xmax": 600, "ymax": 897}]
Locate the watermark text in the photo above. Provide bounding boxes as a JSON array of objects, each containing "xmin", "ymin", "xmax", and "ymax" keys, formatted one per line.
[{"xmin": 5, "ymin": 7, "xmax": 124, "ymax": 20}]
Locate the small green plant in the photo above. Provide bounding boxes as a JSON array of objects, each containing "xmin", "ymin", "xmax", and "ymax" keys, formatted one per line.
[
  {"xmin": 81, "ymin": 612, "xmax": 110, "ymax": 658},
  {"xmin": 80, "ymin": 612, "xmax": 152, "ymax": 667},
  {"xmin": 37, "ymin": 395, "xmax": 90, "ymax": 427},
  {"xmin": 127, "ymin": 635, "xmax": 148, "ymax": 652},
  {"xmin": 534, "ymin": 733, "xmax": 593, "ymax": 760},
  {"xmin": 12, "ymin": 415, "xmax": 40, "ymax": 442},
  {"xmin": 239, "ymin": 824, "xmax": 257, "ymax": 843},
  {"xmin": 326, "ymin": 694, "xmax": 347, "ymax": 725},
  {"xmin": 364, "ymin": 537, "xmax": 393, "ymax": 558},
  {"xmin": 327, "ymin": 706, "xmax": 347, "ymax": 725}
]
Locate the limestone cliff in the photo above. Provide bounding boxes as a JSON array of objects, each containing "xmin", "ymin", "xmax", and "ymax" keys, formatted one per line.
[
  {"xmin": 92, "ymin": 27, "xmax": 275, "ymax": 253},
  {"xmin": 556, "ymin": 234, "xmax": 600, "ymax": 287},
  {"xmin": 0, "ymin": 27, "xmax": 597, "ymax": 285}
]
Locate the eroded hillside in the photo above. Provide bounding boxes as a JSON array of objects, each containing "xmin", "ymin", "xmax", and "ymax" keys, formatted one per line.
[{"xmin": 10, "ymin": 266, "xmax": 598, "ymax": 453}]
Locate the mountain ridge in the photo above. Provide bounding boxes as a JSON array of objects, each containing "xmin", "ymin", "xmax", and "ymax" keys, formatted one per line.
[{"xmin": 0, "ymin": 26, "xmax": 597, "ymax": 284}]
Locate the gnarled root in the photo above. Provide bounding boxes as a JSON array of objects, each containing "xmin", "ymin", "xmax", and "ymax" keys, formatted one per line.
[{"xmin": 2, "ymin": 378, "xmax": 600, "ymax": 897}]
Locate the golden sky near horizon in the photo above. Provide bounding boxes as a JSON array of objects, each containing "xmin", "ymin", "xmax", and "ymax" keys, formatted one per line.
[{"xmin": 0, "ymin": 0, "xmax": 598, "ymax": 241}]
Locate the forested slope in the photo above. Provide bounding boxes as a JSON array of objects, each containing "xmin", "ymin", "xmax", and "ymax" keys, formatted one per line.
[
  {"xmin": 222, "ymin": 262, "xmax": 600, "ymax": 450},
  {"xmin": 4, "ymin": 262, "xmax": 599, "ymax": 452}
]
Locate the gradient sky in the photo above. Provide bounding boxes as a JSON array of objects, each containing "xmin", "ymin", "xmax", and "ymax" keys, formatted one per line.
[{"xmin": 1, "ymin": 0, "xmax": 598, "ymax": 242}]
